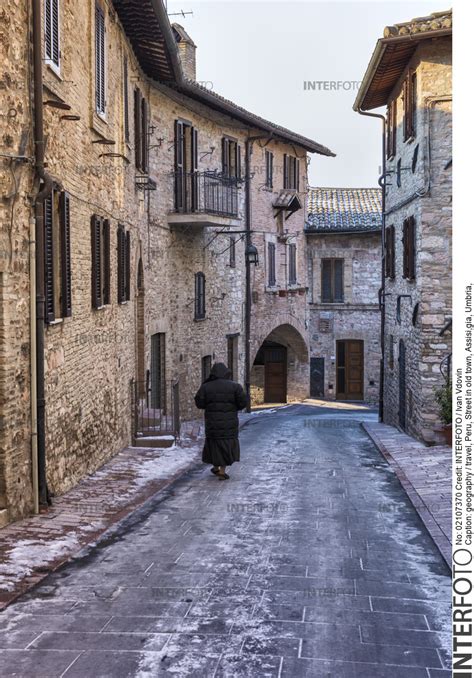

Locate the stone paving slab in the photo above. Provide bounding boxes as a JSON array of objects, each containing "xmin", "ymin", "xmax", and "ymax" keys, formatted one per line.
[{"xmin": 362, "ymin": 422, "xmax": 451, "ymax": 568}]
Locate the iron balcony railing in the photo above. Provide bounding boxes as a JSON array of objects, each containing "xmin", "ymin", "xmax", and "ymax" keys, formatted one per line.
[
  {"xmin": 131, "ymin": 378, "xmax": 180, "ymax": 441},
  {"xmin": 173, "ymin": 170, "xmax": 240, "ymax": 218}
]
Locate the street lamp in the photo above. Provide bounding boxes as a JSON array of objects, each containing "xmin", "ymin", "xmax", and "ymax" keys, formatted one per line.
[{"xmin": 245, "ymin": 243, "xmax": 259, "ymax": 266}]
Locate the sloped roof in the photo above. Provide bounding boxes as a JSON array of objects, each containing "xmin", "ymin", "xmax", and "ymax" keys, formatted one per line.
[
  {"xmin": 354, "ymin": 9, "xmax": 452, "ymax": 111},
  {"xmin": 306, "ymin": 188, "xmax": 382, "ymax": 233}
]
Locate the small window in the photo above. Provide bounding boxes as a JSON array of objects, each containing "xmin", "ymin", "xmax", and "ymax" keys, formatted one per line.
[
  {"xmin": 44, "ymin": 189, "xmax": 72, "ymax": 322},
  {"xmin": 95, "ymin": 4, "xmax": 106, "ymax": 116},
  {"xmin": 91, "ymin": 215, "xmax": 110, "ymax": 308},
  {"xmin": 227, "ymin": 335, "xmax": 239, "ymax": 381},
  {"xmin": 268, "ymin": 242, "xmax": 276, "ymax": 287},
  {"xmin": 134, "ymin": 89, "xmax": 149, "ymax": 173},
  {"xmin": 222, "ymin": 138, "xmax": 241, "ymax": 179},
  {"xmin": 283, "ymin": 154, "xmax": 300, "ymax": 190},
  {"xmin": 44, "ymin": 0, "xmax": 60, "ymax": 70},
  {"xmin": 117, "ymin": 226, "xmax": 131, "ymax": 303},
  {"xmin": 123, "ymin": 56, "xmax": 130, "ymax": 142},
  {"xmin": 321, "ymin": 259, "xmax": 344, "ymax": 303},
  {"xmin": 265, "ymin": 150, "xmax": 274, "ymax": 189},
  {"xmin": 229, "ymin": 236, "xmax": 236, "ymax": 268},
  {"xmin": 288, "ymin": 243, "xmax": 297, "ymax": 285},
  {"xmin": 195, "ymin": 272, "xmax": 206, "ymax": 320},
  {"xmin": 402, "ymin": 216, "xmax": 416, "ymax": 280},
  {"xmin": 201, "ymin": 355, "xmax": 212, "ymax": 382},
  {"xmin": 403, "ymin": 71, "xmax": 417, "ymax": 141},
  {"xmin": 385, "ymin": 226, "xmax": 395, "ymax": 279},
  {"xmin": 389, "ymin": 335, "xmax": 394, "ymax": 370},
  {"xmin": 386, "ymin": 99, "xmax": 397, "ymax": 158}
]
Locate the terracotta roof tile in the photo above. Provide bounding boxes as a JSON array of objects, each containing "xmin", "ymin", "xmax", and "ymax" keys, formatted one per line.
[{"xmin": 306, "ymin": 187, "xmax": 382, "ymax": 232}]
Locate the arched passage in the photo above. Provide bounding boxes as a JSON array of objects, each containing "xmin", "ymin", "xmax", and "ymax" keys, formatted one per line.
[{"xmin": 251, "ymin": 323, "xmax": 309, "ymax": 405}]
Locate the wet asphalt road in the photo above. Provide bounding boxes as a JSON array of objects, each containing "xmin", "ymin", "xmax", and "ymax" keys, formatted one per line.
[{"xmin": 0, "ymin": 403, "xmax": 451, "ymax": 677}]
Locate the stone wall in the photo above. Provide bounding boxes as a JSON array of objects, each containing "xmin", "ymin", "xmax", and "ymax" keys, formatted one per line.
[
  {"xmin": 382, "ymin": 37, "xmax": 452, "ymax": 443},
  {"xmin": 307, "ymin": 232, "xmax": 382, "ymax": 403}
]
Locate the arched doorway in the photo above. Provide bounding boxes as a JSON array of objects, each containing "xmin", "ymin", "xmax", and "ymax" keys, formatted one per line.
[{"xmin": 251, "ymin": 323, "xmax": 309, "ymax": 405}]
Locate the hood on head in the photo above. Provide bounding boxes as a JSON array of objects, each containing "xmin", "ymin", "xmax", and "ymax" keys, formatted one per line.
[{"xmin": 210, "ymin": 362, "xmax": 231, "ymax": 380}]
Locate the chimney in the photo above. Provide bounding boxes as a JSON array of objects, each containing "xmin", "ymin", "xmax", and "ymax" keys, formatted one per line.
[{"xmin": 172, "ymin": 24, "xmax": 196, "ymax": 81}]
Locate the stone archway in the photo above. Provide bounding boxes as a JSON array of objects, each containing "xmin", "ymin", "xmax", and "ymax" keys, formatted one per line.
[{"xmin": 251, "ymin": 322, "xmax": 309, "ymax": 405}]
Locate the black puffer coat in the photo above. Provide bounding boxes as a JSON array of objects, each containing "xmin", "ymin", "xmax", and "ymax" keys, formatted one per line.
[{"xmin": 194, "ymin": 363, "xmax": 248, "ymax": 439}]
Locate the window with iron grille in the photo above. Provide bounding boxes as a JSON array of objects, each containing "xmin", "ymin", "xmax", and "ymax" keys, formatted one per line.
[
  {"xmin": 117, "ymin": 226, "xmax": 131, "ymax": 303},
  {"xmin": 321, "ymin": 259, "xmax": 344, "ymax": 303},
  {"xmin": 95, "ymin": 4, "xmax": 106, "ymax": 116},
  {"xmin": 402, "ymin": 216, "xmax": 416, "ymax": 280},
  {"xmin": 386, "ymin": 99, "xmax": 397, "ymax": 158},
  {"xmin": 44, "ymin": 189, "xmax": 72, "ymax": 322},
  {"xmin": 265, "ymin": 150, "xmax": 274, "ymax": 188},
  {"xmin": 403, "ymin": 71, "xmax": 417, "ymax": 141},
  {"xmin": 229, "ymin": 236, "xmax": 236, "ymax": 268},
  {"xmin": 134, "ymin": 88, "xmax": 149, "ymax": 173},
  {"xmin": 268, "ymin": 242, "xmax": 276, "ymax": 287},
  {"xmin": 44, "ymin": 0, "xmax": 60, "ymax": 70},
  {"xmin": 283, "ymin": 154, "xmax": 300, "ymax": 190},
  {"xmin": 385, "ymin": 225, "xmax": 395, "ymax": 279},
  {"xmin": 195, "ymin": 272, "xmax": 206, "ymax": 320},
  {"xmin": 222, "ymin": 137, "xmax": 241, "ymax": 179},
  {"xmin": 91, "ymin": 215, "xmax": 110, "ymax": 308},
  {"xmin": 288, "ymin": 243, "xmax": 297, "ymax": 285},
  {"xmin": 123, "ymin": 56, "xmax": 129, "ymax": 142}
]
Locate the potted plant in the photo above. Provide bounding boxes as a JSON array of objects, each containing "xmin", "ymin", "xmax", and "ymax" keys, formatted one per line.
[{"xmin": 436, "ymin": 381, "xmax": 452, "ymax": 445}]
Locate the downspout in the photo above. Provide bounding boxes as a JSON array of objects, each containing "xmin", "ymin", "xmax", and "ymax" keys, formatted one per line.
[
  {"xmin": 356, "ymin": 108, "xmax": 386, "ymax": 422},
  {"xmin": 32, "ymin": 0, "xmax": 53, "ymax": 506},
  {"xmin": 244, "ymin": 138, "xmax": 253, "ymax": 413}
]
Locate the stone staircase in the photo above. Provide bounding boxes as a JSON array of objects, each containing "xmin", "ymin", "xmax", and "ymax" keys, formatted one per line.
[{"xmin": 132, "ymin": 433, "xmax": 175, "ymax": 448}]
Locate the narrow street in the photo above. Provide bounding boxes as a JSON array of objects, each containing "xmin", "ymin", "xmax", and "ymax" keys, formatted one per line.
[{"xmin": 0, "ymin": 405, "xmax": 451, "ymax": 678}]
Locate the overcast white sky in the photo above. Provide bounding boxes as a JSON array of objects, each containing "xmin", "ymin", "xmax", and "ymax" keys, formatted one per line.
[{"xmin": 166, "ymin": 0, "xmax": 449, "ymax": 187}]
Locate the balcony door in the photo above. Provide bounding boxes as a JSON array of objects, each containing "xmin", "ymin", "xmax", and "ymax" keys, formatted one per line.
[{"xmin": 174, "ymin": 120, "xmax": 198, "ymax": 212}]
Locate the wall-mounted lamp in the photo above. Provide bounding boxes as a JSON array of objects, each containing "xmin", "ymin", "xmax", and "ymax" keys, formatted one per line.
[{"xmin": 245, "ymin": 243, "xmax": 259, "ymax": 266}]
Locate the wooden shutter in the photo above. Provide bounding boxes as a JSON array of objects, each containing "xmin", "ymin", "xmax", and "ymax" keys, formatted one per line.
[
  {"xmin": 237, "ymin": 145, "xmax": 242, "ymax": 179},
  {"xmin": 103, "ymin": 219, "xmax": 110, "ymax": 304},
  {"xmin": 91, "ymin": 215, "xmax": 102, "ymax": 308},
  {"xmin": 283, "ymin": 155, "xmax": 288, "ymax": 189},
  {"xmin": 410, "ymin": 72, "xmax": 417, "ymax": 137},
  {"xmin": 175, "ymin": 120, "xmax": 184, "ymax": 211},
  {"xmin": 95, "ymin": 5, "xmax": 106, "ymax": 115},
  {"xmin": 125, "ymin": 231, "xmax": 131, "ymax": 301},
  {"xmin": 60, "ymin": 192, "xmax": 72, "ymax": 317},
  {"xmin": 117, "ymin": 226, "xmax": 124, "ymax": 303},
  {"xmin": 321, "ymin": 259, "xmax": 331, "ymax": 302},
  {"xmin": 391, "ymin": 100, "xmax": 397, "ymax": 155},
  {"xmin": 229, "ymin": 236, "xmax": 236, "ymax": 268},
  {"xmin": 408, "ymin": 217, "xmax": 416, "ymax": 279},
  {"xmin": 123, "ymin": 57, "xmax": 129, "ymax": 142},
  {"xmin": 295, "ymin": 158, "xmax": 300, "ymax": 191},
  {"xmin": 45, "ymin": 0, "xmax": 52, "ymax": 61},
  {"xmin": 289, "ymin": 244, "xmax": 296, "ymax": 284},
  {"xmin": 222, "ymin": 138, "xmax": 229, "ymax": 176},
  {"xmin": 44, "ymin": 193, "xmax": 55, "ymax": 323},
  {"xmin": 134, "ymin": 89, "xmax": 142, "ymax": 170},
  {"xmin": 195, "ymin": 272, "xmax": 205, "ymax": 319},
  {"xmin": 45, "ymin": 0, "xmax": 59, "ymax": 67},
  {"xmin": 386, "ymin": 104, "xmax": 392, "ymax": 158},
  {"xmin": 334, "ymin": 259, "xmax": 344, "ymax": 302},
  {"xmin": 141, "ymin": 96, "xmax": 148, "ymax": 172},
  {"xmin": 390, "ymin": 226, "xmax": 396, "ymax": 279}
]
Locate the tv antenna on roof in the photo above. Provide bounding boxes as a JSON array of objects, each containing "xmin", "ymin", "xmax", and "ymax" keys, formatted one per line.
[{"xmin": 167, "ymin": 9, "xmax": 194, "ymax": 18}]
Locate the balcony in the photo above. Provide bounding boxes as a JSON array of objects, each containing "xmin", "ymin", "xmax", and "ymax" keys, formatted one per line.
[{"xmin": 168, "ymin": 170, "xmax": 242, "ymax": 229}]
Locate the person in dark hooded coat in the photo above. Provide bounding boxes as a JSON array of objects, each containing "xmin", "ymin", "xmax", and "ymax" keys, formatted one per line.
[{"xmin": 194, "ymin": 362, "xmax": 248, "ymax": 480}]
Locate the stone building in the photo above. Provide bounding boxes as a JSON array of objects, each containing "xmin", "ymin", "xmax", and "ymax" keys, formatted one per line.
[
  {"xmin": 0, "ymin": 0, "xmax": 333, "ymax": 525},
  {"xmin": 306, "ymin": 188, "xmax": 382, "ymax": 404},
  {"xmin": 354, "ymin": 10, "xmax": 452, "ymax": 443}
]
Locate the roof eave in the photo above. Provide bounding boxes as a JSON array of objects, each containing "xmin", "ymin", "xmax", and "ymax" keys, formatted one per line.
[{"xmin": 305, "ymin": 228, "xmax": 382, "ymax": 235}]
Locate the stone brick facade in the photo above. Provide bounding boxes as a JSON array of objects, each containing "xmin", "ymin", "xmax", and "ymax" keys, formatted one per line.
[
  {"xmin": 0, "ymin": 0, "xmax": 333, "ymax": 524},
  {"xmin": 356, "ymin": 13, "xmax": 452, "ymax": 443}
]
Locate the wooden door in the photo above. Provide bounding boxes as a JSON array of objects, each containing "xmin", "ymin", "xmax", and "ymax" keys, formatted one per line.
[
  {"xmin": 310, "ymin": 357, "xmax": 324, "ymax": 398},
  {"xmin": 150, "ymin": 333, "xmax": 166, "ymax": 409},
  {"xmin": 336, "ymin": 340, "xmax": 364, "ymax": 400},
  {"xmin": 264, "ymin": 346, "xmax": 287, "ymax": 403}
]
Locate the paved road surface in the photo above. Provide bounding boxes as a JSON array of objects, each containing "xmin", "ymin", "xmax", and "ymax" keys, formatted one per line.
[{"xmin": 0, "ymin": 403, "xmax": 451, "ymax": 677}]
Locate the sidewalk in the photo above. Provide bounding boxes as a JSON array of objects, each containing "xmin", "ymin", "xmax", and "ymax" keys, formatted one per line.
[{"xmin": 362, "ymin": 421, "xmax": 452, "ymax": 568}]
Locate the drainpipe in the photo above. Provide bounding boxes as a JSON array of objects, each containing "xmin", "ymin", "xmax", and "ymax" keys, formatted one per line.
[
  {"xmin": 356, "ymin": 108, "xmax": 386, "ymax": 422},
  {"xmin": 244, "ymin": 138, "xmax": 253, "ymax": 413},
  {"xmin": 32, "ymin": 0, "xmax": 53, "ymax": 506}
]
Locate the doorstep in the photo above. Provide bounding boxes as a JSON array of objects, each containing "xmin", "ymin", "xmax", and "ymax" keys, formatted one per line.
[{"xmin": 362, "ymin": 421, "xmax": 452, "ymax": 569}]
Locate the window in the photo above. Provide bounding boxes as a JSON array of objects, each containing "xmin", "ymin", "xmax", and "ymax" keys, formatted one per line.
[
  {"xmin": 134, "ymin": 89, "xmax": 149, "ymax": 173},
  {"xmin": 222, "ymin": 137, "xmax": 241, "ymax": 179},
  {"xmin": 44, "ymin": 0, "xmax": 60, "ymax": 70},
  {"xmin": 321, "ymin": 259, "xmax": 344, "ymax": 303},
  {"xmin": 91, "ymin": 215, "xmax": 110, "ymax": 308},
  {"xmin": 403, "ymin": 71, "xmax": 417, "ymax": 141},
  {"xmin": 389, "ymin": 335, "xmax": 394, "ymax": 370},
  {"xmin": 201, "ymin": 355, "xmax": 212, "ymax": 382},
  {"xmin": 386, "ymin": 99, "xmax": 397, "ymax": 158},
  {"xmin": 95, "ymin": 4, "xmax": 106, "ymax": 116},
  {"xmin": 174, "ymin": 120, "xmax": 198, "ymax": 211},
  {"xmin": 195, "ymin": 272, "xmax": 206, "ymax": 320},
  {"xmin": 283, "ymin": 154, "xmax": 300, "ymax": 190},
  {"xmin": 227, "ymin": 335, "xmax": 239, "ymax": 381},
  {"xmin": 44, "ymin": 189, "xmax": 72, "ymax": 322},
  {"xmin": 268, "ymin": 242, "xmax": 276, "ymax": 287},
  {"xmin": 117, "ymin": 226, "xmax": 131, "ymax": 303},
  {"xmin": 229, "ymin": 236, "xmax": 236, "ymax": 268},
  {"xmin": 123, "ymin": 56, "xmax": 129, "ymax": 142},
  {"xmin": 288, "ymin": 243, "xmax": 297, "ymax": 285},
  {"xmin": 265, "ymin": 150, "xmax": 274, "ymax": 188},
  {"xmin": 385, "ymin": 225, "xmax": 395, "ymax": 279},
  {"xmin": 402, "ymin": 216, "xmax": 416, "ymax": 280}
]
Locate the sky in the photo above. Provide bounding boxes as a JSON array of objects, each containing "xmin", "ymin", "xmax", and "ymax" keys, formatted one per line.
[{"xmin": 165, "ymin": 0, "xmax": 449, "ymax": 187}]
